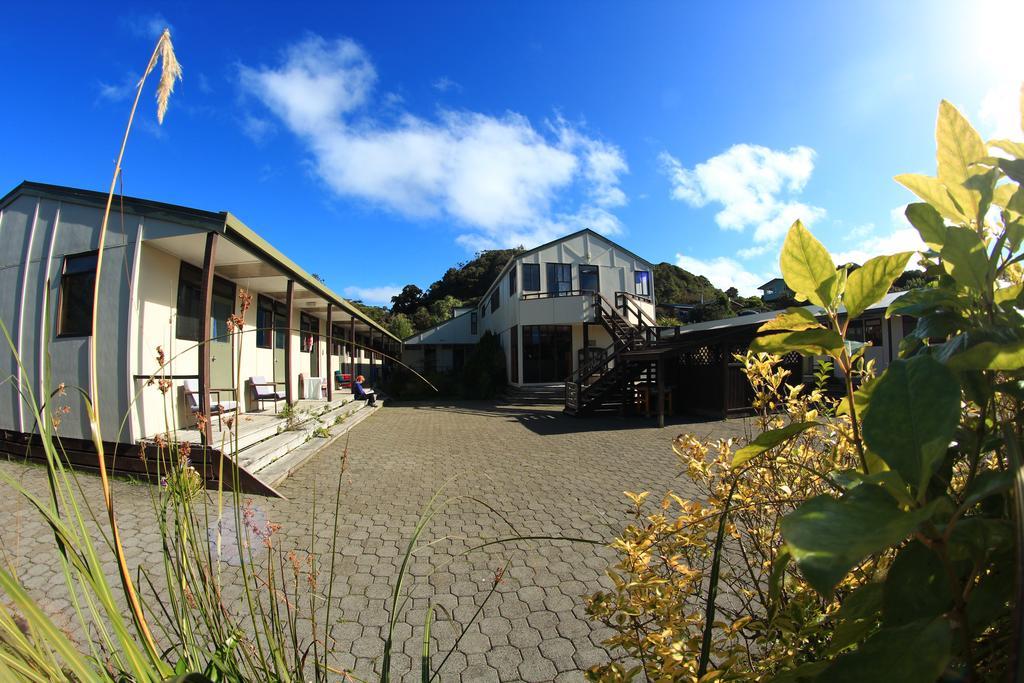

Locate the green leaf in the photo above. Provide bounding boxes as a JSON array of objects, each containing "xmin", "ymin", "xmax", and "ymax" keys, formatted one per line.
[
  {"xmin": 895, "ymin": 173, "xmax": 967, "ymax": 223},
  {"xmin": 750, "ymin": 329, "xmax": 845, "ymax": 356},
  {"xmin": 961, "ymin": 469, "xmax": 1014, "ymax": 509},
  {"xmin": 966, "ymin": 557, "xmax": 1013, "ymax": 633},
  {"xmin": 990, "ymin": 138, "xmax": 1024, "ymax": 158},
  {"xmin": 996, "ymin": 158, "xmax": 1024, "ymax": 185},
  {"xmin": 782, "ymin": 484, "xmax": 935, "ymax": 596},
  {"xmin": 844, "ymin": 252, "xmax": 913, "ymax": 320},
  {"xmin": 818, "ymin": 618, "xmax": 951, "ymax": 683},
  {"xmin": 995, "ymin": 283, "xmax": 1023, "ymax": 305},
  {"xmin": 780, "ymin": 220, "xmax": 836, "ymax": 308},
  {"xmin": 882, "ymin": 541, "xmax": 951, "ymax": 627},
  {"xmin": 767, "ymin": 546, "xmax": 792, "ymax": 614},
  {"xmin": 732, "ymin": 421, "xmax": 818, "ymax": 467},
  {"xmin": 904, "ymin": 203, "xmax": 946, "ymax": 250},
  {"xmin": 828, "ymin": 582, "xmax": 883, "ymax": 653},
  {"xmin": 861, "ymin": 356, "xmax": 961, "ymax": 498},
  {"xmin": 885, "ymin": 287, "xmax": 957, "ymax": 318},
  {"xmin": 941, "ymin": 226, "xmax": 992, "ymax": 291},
  {"xmin": 757, "ymin": 307, "xmax": 822, "ymax": 333},
  {"xmin": 948, "ymin": 340, "xmax": 1024, "ymax": 371},
  {"xmin": 937, "ymin": 101, "xmax": 987, "ymax": 185}
]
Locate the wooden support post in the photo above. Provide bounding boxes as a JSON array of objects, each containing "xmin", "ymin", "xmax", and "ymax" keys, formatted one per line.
[
  {"xmin": 657, "ymin": 358, "xmax": 665, "ymax": 428},
  {"xmin": 326, "ymin": 303, "xmax": 333, "ymax": 401},
  {"xmin": 285, "ymin": 280, "xmax": 294, "ymax": 404},
  {"xmin": 350, "ymin": 317, "xmax": 356, "ymax": 382},
  {"xmin": 198, "ymin": 232, "xmax": 218, "ymax": 446}
]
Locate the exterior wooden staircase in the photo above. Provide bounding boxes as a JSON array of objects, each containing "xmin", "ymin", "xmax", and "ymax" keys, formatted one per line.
[{"xmin": 564, "ymin": 292, "xmax": 668, "ymax": 416}]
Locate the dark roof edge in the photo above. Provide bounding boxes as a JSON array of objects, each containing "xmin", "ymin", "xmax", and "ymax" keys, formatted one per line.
[{"xmin": 478, "ymin": 228, "xmax": 655, "ymax": 303}]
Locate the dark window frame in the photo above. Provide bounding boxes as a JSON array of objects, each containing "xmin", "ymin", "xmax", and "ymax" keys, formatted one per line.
[
  {"xmin": 56, "ymin": 250, "xmax": 99, "ymax": 338},
  {"xmin": 546, "ymin": 263, "xmax": 572, "ymax": 295},
  {"xmin": 508, "ymin": 267, "xmax": 517, "ymax": 297},
  {"xmin": 490, "ymin": 288, "xmax": 500, "ymax": 313},
  {"xmin": 256, "ymin": 294, "xmax": 276, "ymax": 349},
  {"xmin": 175, "ymin": 262, "xmax": 204, "ymax": 342},
  {"xmin": 579, "ymin": 264, "xmax": 599, "ymax": 293},
  {"xmin": 300, "ymin": 312, "xmax": 320, "ymax": 353},
  {"xmin": 522, "ymin": 263, "xmax": 540, "ymax": 292},
  {"xmin": 470, "ymin": 311, "xmax": 478, "ymax": 335},
  {"xmin": 634, "ymin": 270, "xmax": 652, "ymax": 297}
]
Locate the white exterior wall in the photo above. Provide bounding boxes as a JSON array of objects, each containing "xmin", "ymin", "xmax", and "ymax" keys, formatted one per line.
[
  {"xmin": 0, "ymin": 194, "xmax": 141, "ymax": 443},
  {"xmin": 475, "ymin": 230, "xmax": 656, "ymax": 385}
]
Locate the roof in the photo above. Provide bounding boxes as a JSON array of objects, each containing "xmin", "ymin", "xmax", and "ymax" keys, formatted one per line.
[
  {"xmin": 478, "ymin": 228, "xmax": 655, "ymax": 303},
  {"xmin": 2, "ymin": 181, "xmax": 401, "ymax": 343},
  {"xmin": 671, "ymin": 291, "xmax": 904, "ymax": 337},
  {"xmin": 758, "ymin": 277, "xmax": 786, "ymax": 289}
]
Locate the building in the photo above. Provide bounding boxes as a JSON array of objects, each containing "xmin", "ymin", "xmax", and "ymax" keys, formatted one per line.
[
  {"xmin": 758, "ymin": 277, "xmax": 794, "ymax": 303},
  {"xmin": 0, "ymin": 181, "xmax": 401, "ymax": 491},
  {"xmin": 403, "ymin": 229, "xmax": 657, "ymax": 384}
]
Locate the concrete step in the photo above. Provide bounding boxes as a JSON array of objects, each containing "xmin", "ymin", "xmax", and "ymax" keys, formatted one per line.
[
  {"xmin": 254, "ymin": 401, "xmax": 381, "ymax": 492},
  {"xmin": 236, "ymin": 399, "xmax": 358, "ymax": 473}
]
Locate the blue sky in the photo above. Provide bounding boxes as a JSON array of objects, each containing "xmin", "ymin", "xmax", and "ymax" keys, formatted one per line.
[{"xmin": 1, "ymin": 1, "xmax": 1021, "ymax": 301}]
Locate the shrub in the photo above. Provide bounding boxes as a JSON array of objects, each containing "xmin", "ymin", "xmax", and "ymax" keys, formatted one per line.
[
  {"xmin": 588, "ymin": 97, "xmax": 1022, "ymax": 680},
  {"xmin": 458, "ymin": 331, "xmax": 507, "ymax": 399}
]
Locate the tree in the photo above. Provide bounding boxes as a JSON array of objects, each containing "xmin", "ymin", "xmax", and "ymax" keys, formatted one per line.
[
  {"xmin": 390, "ymin": 284, "xmax": 424, "ymax": 315},
  {"xmin": 411, "ymin": 305, "xmax": 434, "ymax": 331},
  {"xmin": 429, "ymin": 295, "xmax": 463, "ymax": 321},
  {"xmin": 387, "ymin": 313, "xmax": 414, "ymax": 339}
]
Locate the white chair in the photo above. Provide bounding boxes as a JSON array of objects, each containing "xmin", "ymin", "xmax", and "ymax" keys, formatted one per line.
[
  {"xmin": 183, "ymin": 379, "xmax": 238, "ymax": 430},
  {"xmin": 250, "ymin": 375, "xmax": 286, "ymax": 412}
]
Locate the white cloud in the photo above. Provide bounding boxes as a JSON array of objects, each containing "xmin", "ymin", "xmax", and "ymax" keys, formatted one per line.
[
  {"xmin": 660, "ymin": 144, "xmax": 825, "ymax": 245},
  {"xmin": 675, "ymin": 253, "xmax": 772, "ymax": 297},
  {"xmin": 432, "ymin": 76, "xmax": 462, "ymax": 93},
  {"xmin": 343, "ymin": 285, "xmax": 401, "ymax": 306},
  {"xmin": 97, "ymin": 73, "xmax": 139, "ymax": 102},
  {"xmin": 831, "ymin": 205, "xmax": 925, "ymax": 267},
  {"xmin": 122, "ymin": 13, "xmax": 173, "ymax": 39},
  {"xmin": 979, "ymin": 80, "xmax": 1023, "ymax": 140},
  {"xmin": 239, "ymin": 35, "xmax": 628, "ymax": 250},
  {"xmin": 241, "ymin": 115, "xmax": 273, "ymax": 142}
]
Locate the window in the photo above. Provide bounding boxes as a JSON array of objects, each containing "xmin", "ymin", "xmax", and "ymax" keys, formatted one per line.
[
  {"xmin": 331, "ymin": 324, "xmax": 346, "ymax": 355},
  {"xmin": 508, "ymin": 267, "xmax": 517, "ymax": 296},
  {"xmin": 257, "ymin": 295, "xmax": 275, "ymax": 348},
  {"xmin": 57, "ymin": 251, "xmax": 98, "ymax": 337},
  {"xmin": 490, "ymin": 288, "xmax": 500, "ymax": 313},
  {"xmin": 522, "ymin": 263, "xmax": 540, "ymax": 292},
  {"xmin": 300, "ymin": 312, "xmax": 319, "ymax": 352},
  {"xmin": 634, "ymin": 270, "xmax": 651, "ymax": 297},
  {"xmin": 546, "ymin": 263, "xmax": 572, "ymax": 295},
  {"xmin": 470, "ymin": 311, "xmax": 478, "ymax": 335},
  {"xmin": 175, "ymin": 262, "xmax": 203, "ymax": 341},
  {"xmin": 480, "ymin": 304, "xmax": 486, "ymax": 319},
  {"xmin": 579, "ymin": 264, "xmax": 599, "ymax": 292},
  {"xmin": 848, "ymin": 318, "xmax": 883, "ymax": 346}
]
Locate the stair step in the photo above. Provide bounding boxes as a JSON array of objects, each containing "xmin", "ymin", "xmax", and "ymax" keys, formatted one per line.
[
  {"xmin": 236, "ymin": 400, "xmax": 361, "ymax": 473},
  {"xmin": 254, "ymin": 401, "xmax": 382, "ymax": 491}
]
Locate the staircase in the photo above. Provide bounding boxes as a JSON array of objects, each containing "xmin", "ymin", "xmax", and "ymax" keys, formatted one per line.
[{"xmin": 564, "ymin": 292, "xmax": 665, "ymax": 416}]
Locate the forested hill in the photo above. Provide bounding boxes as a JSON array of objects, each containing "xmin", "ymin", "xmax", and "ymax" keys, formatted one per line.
[{"xmin": 349, "ymin": 250, "xmax": 769, "ymax": 338}]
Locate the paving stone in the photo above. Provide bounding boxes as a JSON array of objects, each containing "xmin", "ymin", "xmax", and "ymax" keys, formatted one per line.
[{"xmin": 0, "ymin": 400, "xmax": 748, "ymax": 681}]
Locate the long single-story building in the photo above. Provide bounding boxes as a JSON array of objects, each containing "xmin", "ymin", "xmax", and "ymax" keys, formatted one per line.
[{"xmin": 0, "ymin": 181, "xmax": 401, "ymax": 491}]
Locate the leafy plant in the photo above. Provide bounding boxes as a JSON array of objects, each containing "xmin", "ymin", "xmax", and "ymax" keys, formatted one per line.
[{"xmin": 588, "ymin": 95, "xmax": 1022, "ymax": 681}]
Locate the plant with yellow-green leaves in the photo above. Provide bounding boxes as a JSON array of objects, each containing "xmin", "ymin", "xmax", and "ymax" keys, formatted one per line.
[{"xmin": 588, "ymin": 93, "xmax": 1023, "ymax": 681}]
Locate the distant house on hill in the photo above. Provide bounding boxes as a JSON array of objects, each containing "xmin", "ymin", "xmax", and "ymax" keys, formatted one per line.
[
  {"xmin": 758, "ymin": 277, "xmax": 794, "ymax": 303},
  {"xmin": 403, "ymin": 229, "xmax": 656, "ymax": 383}
]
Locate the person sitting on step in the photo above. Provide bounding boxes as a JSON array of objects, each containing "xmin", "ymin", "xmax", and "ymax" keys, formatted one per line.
[{"xmin": 353, "ymin": 375, "xmax": 377, "ymax": 406}]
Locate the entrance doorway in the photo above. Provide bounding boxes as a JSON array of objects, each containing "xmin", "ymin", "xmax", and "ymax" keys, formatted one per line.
[
  {"xmin": 522, "ymin": 325, "xmax": 572, "ymax": 383},
  {"xmin": 300, "ymin": 312, "xmax": 320, "ymax": 378},
  {"xmin": 209, "ymin": 278, "xmax": 235, "ymax": 390}
]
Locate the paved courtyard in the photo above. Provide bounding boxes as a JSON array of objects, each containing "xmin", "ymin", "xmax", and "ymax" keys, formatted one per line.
[{"xmin": 0, "ymin": 400, "xmax": 749, "ymax": 681}]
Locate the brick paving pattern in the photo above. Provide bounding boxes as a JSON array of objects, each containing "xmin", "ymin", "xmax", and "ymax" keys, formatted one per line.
[{"xmin": 0, "ymin": 400, "xmax": 749, "ymax": 681}]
